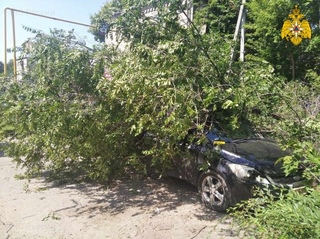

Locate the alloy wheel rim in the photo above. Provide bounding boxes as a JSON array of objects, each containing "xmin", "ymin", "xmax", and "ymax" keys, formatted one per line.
[{"xmin": 202, "ymin": 175, "xmax": 224, "ymax": 206}]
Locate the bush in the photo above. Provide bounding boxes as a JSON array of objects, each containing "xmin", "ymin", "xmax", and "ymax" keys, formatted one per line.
[{"xmin": 230, "ymin": 187, "xmax": 320, "ymax": 239}]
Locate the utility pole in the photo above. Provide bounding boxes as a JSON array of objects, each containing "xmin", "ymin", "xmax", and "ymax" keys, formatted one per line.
[
  {"xmin": 239, "ymin": 0, "xmax": 246, "ymax": 62},
  {"xmin": 3, "ymin": 7, "xmax": 94, "ymax": 76},
  {"xmin": 227, "ymin": 0, "xmax": 246, "ymax": 77}
]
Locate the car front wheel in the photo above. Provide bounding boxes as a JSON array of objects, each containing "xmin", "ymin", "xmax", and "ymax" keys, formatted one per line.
[{"xmin": 198, "ymin": 170, "xmax": 231, "ymax": 212}]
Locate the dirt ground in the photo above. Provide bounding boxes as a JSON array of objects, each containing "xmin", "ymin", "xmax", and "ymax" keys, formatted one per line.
[{"xmin": 0, "ymin": 156, "xmax": 243, "ymax": 239}]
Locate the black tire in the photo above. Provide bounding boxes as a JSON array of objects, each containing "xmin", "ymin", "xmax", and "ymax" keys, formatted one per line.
[{"xmin": 198, "ymin": 170, "xmax": 231, "ymax": 212}]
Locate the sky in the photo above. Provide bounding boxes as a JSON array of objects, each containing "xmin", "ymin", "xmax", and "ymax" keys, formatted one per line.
[{"xmin": 0, "ymin": 0, "xmax": 108, "ymax": 63}]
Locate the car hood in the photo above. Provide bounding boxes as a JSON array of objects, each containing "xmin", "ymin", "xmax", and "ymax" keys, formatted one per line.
[{"xmin": 220, "ymin": 139, "xmax": 290, "ymax": 174}]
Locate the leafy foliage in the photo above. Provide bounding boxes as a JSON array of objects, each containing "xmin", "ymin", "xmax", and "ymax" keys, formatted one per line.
[
  {"xmin": 1, "ymin": 0, "xmax": 259, "ymax": 179},
  {"xmin": 0, "ymin": 29, "xmax": 142, "ymax": 180},
  {"xmin": 94, "ymin": 0, "xmax": 245, "ymax": 169},
  {"xmin": 230, "ymin": 187, "xmax": 320, "ymax": 239}
]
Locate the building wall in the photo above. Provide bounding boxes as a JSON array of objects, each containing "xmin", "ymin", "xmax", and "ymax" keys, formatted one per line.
[
  {"xmin": 16, "ymin": 57, "xmax": 28, "ymax": 81},
  {"xmin": 105, "ymin": 1, "xmax": 193, "ymax": 49}
]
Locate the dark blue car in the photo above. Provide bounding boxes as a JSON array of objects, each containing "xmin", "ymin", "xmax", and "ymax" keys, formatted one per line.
[{"xmin": 169, "ymin": 130, "xmax": 304, "ymax": 212}]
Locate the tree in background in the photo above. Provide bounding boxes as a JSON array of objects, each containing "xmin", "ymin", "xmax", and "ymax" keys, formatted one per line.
[
  {"xmin": 0, "ymin": 59, "xmax": 14, "ymax": 76},
  {"xmin": 0, "ymin": 61, "xmax": 3, "ymax": 73},
  {"xmin": 245, "ymin": 0, "xmax": 320, "ymax": 81}
]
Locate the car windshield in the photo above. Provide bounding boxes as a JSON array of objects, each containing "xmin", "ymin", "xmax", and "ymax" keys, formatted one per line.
[{"xmin": 205, "ymin": 129, "xmax": 232, "ymax": 142}]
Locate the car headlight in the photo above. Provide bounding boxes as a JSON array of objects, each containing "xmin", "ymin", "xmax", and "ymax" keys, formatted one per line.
[
  {"xmin": 227, "ymin": 162, "xmax": 271, "ymax": 185},
  {"xmin": 227, "ymin": 162, "xmax": 257, "ymax": 180}
]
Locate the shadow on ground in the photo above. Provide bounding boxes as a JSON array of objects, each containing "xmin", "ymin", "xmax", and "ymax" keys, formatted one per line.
[
  {"xmin": 3, "ymin": 155, "xmax": 231, "ymax": 225},
  {"xmin": 55, "ymin": 176, "xmax": 223, "ymax": 218},
  {"xmin": 33, "ymin": 169, "xmax": 227, "ymax": 221}
]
